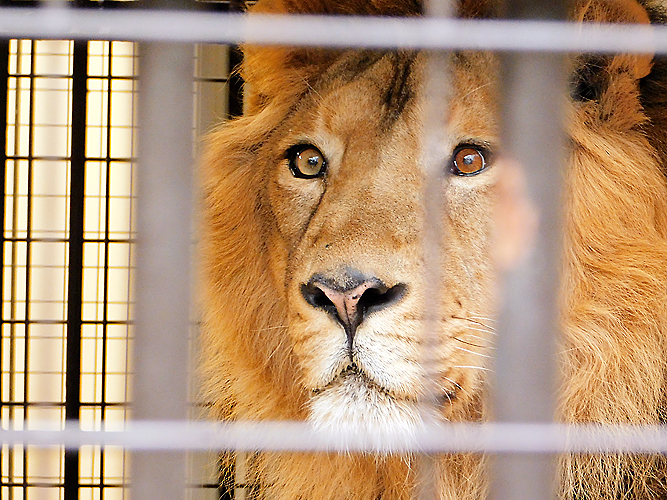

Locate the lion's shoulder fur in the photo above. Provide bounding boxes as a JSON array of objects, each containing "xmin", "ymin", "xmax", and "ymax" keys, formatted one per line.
[{"xmin": 201, "ymin": 0, "xmax": 667, "ymax": 498}]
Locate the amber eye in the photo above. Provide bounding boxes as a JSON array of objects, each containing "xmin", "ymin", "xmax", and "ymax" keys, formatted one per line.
[
  {"xmin": 287, "ymin": 145, "xmax": 327, "ymax": 179},
  {"xmin": 451, "ymin": 145, "xmax": 489, "ymax": 176}
]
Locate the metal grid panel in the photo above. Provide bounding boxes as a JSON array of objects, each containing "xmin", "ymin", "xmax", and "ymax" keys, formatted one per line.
[
  {"xmin": 1, "ymin": 38, "xmax": 137, "ymax": 500},
  {"xmin": 78, "ymin": 39, "xmax": 137, "ymax": 500},
  {"xmin": 3, "ymin": 39, "xmax": 73, "ymax": 500},
  {"xmin": 0, "ymin": 24, "xmax": 241, "ymax": 499}
]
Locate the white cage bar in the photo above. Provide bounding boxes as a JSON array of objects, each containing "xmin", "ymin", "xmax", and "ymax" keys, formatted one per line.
[
  {"xmin": 132, "ymin": 41, "xmax": 193, "ymax": 500},
  {"xmin": 0, "ymin": 3, "xmax": 663, "ymax": 500},
  {"xmin": 8, "ymin": 421, "xmax": 667, "ymax": 454},
  {"xmin": 0, "ymin": 9, "xmax": 662, "ymax": 53}
]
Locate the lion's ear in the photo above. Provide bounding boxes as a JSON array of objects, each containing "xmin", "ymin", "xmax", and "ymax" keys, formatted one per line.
[
  {"xmin": 575, "ymin": 0, "xmax": 650, "ymax": 24},
  {"xmin": 241, "ymin": 0, "xmax": 425, "ymax": 114},
  {"xmin": 240, "ymin": 45, "xmax": 340, "ymax": 114},
  {"xmin": 571, "ymin": 0, "xmax": 655, "ymax": 131},
  {"xmin": 574, "ymin": 0, "xmax": 652, "ymax": 80}
]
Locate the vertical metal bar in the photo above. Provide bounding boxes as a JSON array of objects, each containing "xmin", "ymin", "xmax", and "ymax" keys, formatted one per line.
[
  {"xmin": 99, "ymin": 39, "xmax": 114, "ymax": 500},
  {"xmin": 418, "ymin": 1, "xmax": 454, "ymax": 500},
  {"xmin": 491, "ymin": 1, "xmax": 566, "ymax": 499},
  {"xmin": 65, "ymin": 39, "xmax": 88, "ymax": 500},
  {"xmin": 417, "ymin": 49, "xmax": 450, "ymax": 500},
  {"xmin": 22, "ymin": 39, "xmax": 35, "ymax": 496},
  {"xmin": 132, "ymin": 41, "xmax": 193, "ymax": 500},
  {"xmin": 7, "ymin": 39, "xmax": 25, "ymax": 500},
  {"xmin": 495, "ymin": 53, "xmax": 565, "ymax": 423}
]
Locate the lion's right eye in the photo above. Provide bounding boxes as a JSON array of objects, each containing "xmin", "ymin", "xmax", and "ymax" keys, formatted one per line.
[{"xmin": 287, "ymin": 145, "xmax": 327, "ymax": 179}]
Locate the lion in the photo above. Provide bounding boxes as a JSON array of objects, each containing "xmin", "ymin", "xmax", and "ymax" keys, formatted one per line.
[{"xmin": 199, "ymin": 0, "xmax": 667, "ymax": 498}]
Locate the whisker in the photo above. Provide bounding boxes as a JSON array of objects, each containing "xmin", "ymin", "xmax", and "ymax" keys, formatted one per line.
[
  {"xmin": 452, "ymin": 337, "xmax": 486, "ymax": 349},
  {"xmin": 304, "ymin": 79, "xmax": 325, "ymax": 104},
  {"xmin": 453, "ymin": 365, "xmax": 491, "ymax": 372},
  {"xmin": 452, "ymin": 346, "xmax": 492, "ymax": 358},
  {"xmin": 459, "ymin": 81, "xmax": 493, "ymax": 100},
  {"xmin": 263, "ymin": 336, "xmax": 293, "ymax": 365},
  {"xmin": 467, "ymin": 314, "xmax": 497, "ymax": 323},
  {"xmin": 462, "ymin": 325, "xmax": 496, "ymax": 336},
  {"xmin": 462, "ymin": 333, "xmax": 494, "ymax": 343},
  {"xmin": 443, "ymin": 376, "xmax": 463, "ymax": 391},
  {"xmin": 450, "ymin": 314, "xmax": 497, "ymax": 333},
  {"xmin": 442, "ymin": 376, "xmax": 474, "ymax": 399},
  {"xmin": 251, "ymin": 325, "xmax": 289, "ymax": 332}
]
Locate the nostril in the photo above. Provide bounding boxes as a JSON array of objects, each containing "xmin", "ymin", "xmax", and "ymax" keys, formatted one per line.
[
  {"xmin": 301, "ymin": 283, "xmax": 336, "ymax": 313},
  {"xmin": 358, "ymin": 283, "xmax": 407, "ymax": 315}
]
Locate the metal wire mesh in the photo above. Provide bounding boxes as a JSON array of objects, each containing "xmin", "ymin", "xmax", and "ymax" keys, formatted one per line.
[
  {"xmin": 1, "ymin": 37, "xmax": 137, "ymax": 500},
  {"xmin": 0, "ymin": 5, "xmax": 242, "ymax": 493}
]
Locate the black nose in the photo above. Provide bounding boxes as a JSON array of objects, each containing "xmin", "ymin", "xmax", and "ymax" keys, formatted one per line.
[{"xmin": 301, "ymin": 270, "xmax": 407, "ymax": 350}]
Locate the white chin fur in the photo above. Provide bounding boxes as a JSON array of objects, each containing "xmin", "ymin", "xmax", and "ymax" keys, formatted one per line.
[{"xmin": 307, "ymin": 373, "xmax": 423, "ymax": 453}]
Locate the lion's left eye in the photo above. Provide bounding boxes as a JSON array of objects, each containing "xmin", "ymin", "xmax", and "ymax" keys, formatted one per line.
[
  {"xmin": 450, "ymin": 145, "xmax": 489, "ymax": 176},
  {"xmin": 287, "ymin": 145, "xmax": 327, "ymax": 179}
]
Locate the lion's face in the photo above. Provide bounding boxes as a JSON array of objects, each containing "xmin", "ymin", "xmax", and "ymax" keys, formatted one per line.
[
  {"xmin": 203, "ymin": 0, "xmax": 667, "ymax": 496},
  {"xmin": 253, "ymin": 51, "xmax": 500, "ymax": 431}
]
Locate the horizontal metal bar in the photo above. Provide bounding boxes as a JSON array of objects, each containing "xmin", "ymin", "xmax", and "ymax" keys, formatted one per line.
[
  {"xmin": 5, "ymin": 421, "xmax": 667, "ymax": 454},
  {"xmin": 0, "ymin": 6, "xmax": 665, "ymax": 54}
]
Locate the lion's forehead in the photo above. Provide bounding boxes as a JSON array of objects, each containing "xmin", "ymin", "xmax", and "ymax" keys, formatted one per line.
[{"xmin": 268, "ymin": 50, "xmax": 499, "ymax": 168}]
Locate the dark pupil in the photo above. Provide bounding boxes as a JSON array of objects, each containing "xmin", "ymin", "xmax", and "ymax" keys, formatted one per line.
[
  {"xmin": 463, "ymin": 154, "xmax": 475, "ymax": 165},
  {"xmin": 307, "ymin": 156, "xmax": 319, "ymax": 166}
]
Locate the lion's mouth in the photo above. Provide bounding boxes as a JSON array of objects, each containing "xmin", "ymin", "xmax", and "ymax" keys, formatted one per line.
[
  {"xmin": 311, "ymin": 362, "xmax": 458, "ymax": 404},
  {"xmin": 311, "ymin": 362, "xmax": 463, "ymax": 406},
  {"xmin": 306, "ymin": 362, "xmax": 425, "ymax": 442},
  {"xmin": 311, "ymin": 362, "xmax": 396, "ymax": 397}
]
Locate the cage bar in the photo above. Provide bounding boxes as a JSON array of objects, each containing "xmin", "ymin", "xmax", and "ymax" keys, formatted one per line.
[
  {"xmin": 489, "ymin": 1, "xmax": 566, "ymax": 498},
  {"xmin": 0, "ymin": 8, "xmax": 661, "ymax": 54},
  {"xmin": 64, "ymin": 38, "xmax": 87, "ymax": 500},
  {"xmin": 132, "ymin": 41, "xmax": 194, "ymax": 500}
]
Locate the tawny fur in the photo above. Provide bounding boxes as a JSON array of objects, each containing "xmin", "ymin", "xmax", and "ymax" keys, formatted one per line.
[{"xmin": 200, "ymin": 0, "xmax": 667, "ymax": 498}]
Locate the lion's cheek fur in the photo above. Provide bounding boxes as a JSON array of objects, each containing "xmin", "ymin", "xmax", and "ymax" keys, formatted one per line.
[
  {"xmin": 444, "ymin": 177, "xmax": 498, "ymax": 307},
  {"xmin": 289, "ymin": 311, "xmax": 348, "ymax": 389},
  {"xmin": 200, "ymin": 116, "xmax": 313, "ymax": 420}
]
